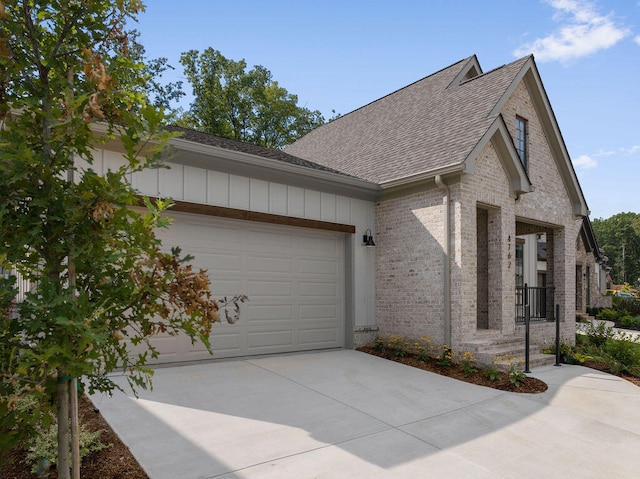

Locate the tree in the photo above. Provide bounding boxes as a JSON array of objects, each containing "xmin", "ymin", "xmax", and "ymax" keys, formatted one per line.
[
  {"xmin": 592, "ymin": 212, "xmax": 640, "ymax": 286},
  {"xmin": 178, "ymin": 48, "xmax": 325, "ymax": 149},
  {"xmin": 0, "ymin": 2, "xmax": 243, "ymax": 477}
]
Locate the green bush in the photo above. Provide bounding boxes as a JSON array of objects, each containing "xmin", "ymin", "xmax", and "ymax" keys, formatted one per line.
[
  {"xmin": 596, "ymin": 308, "xmax": 620, "ymax": 321},
  {"xmin": 583, "ymin": 320, "xmax": 616, "ymax": 348},
  {"xmin": 587, "ymin": 307, "xmax": 604, "ymax": 317},
  {"xmin": 25, "ymin": 421, "xmax": 110, "ymax": 475},
  {"xmin": 603, "ymin": 339, "xmax": 640, "ymax": 373},
  {"xmin": 612, "ymin": 297, "xmax": 640, "ymax": 316},
  {"xmin": 620, "ymin": 315, "xmax": 635, "ymax": 327}
]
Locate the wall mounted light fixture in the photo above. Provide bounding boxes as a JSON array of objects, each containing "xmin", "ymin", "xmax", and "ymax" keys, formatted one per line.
[{"xmin": 363, "ymin": 229, "xmax": 376, "ymax": 247}]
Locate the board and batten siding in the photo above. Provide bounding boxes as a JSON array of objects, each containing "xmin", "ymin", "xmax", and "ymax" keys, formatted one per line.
[{"xmin": 86, "ymin": 148, "xmax": 377, "ymax": 337}]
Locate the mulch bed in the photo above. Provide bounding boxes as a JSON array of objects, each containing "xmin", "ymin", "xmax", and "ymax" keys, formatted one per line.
[
  {"xmin": 1, "ymin": 395, "xmax": 148, "ymax": 479},
  {"xmin": 357, "ymin": 346, "xmax": 548, "ymax": 394},
  {"xmin": 582, "ymin": 360, "xmax": 640, "ymax": 388}
]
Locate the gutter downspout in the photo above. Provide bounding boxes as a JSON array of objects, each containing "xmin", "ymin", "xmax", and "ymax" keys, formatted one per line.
[{"xmin": 435, "ymin": 175, "xmax": 452, "ymax": 346}]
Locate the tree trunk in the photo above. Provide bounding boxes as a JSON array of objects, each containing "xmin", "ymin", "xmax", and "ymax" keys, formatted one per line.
[
  {"xmin": 70, "ymin": 377, "xmax": 80, "ymax": 479},
  {"xmin": 57, "ymin": 369, "xmax": 71, "ymax": 479}
]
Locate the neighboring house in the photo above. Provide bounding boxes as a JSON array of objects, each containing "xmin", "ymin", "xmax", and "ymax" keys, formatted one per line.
[
  {"xmin": 576, "ymin": 217, "xmax": 612, "ymax": 311},
  {"xmin": 91, "ymin": 54, "xmax": 600, "ymax": 364}
]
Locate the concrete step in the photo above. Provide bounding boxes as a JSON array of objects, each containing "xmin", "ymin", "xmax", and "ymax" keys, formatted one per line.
[{"xmin": 461, "ymin": 337, "xmax": 555, "ymax": 371}]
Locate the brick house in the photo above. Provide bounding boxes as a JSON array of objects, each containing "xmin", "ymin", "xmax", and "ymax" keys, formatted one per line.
[
  {"xmin": 576, "ymin": 217, "xmax": 611, "ymax": 311},
  {"xmin": 287, "ymin": 54, "xmax": 594, "ymax": 358},
  {"xmin": 90, "ymin": 54, "xmax": 605, "ymax": 364}
]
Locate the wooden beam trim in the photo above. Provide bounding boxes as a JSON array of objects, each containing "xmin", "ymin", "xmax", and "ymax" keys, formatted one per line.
[{"xmin": 139, "ymin": 197, "xmax": 355, "ymax": 234}]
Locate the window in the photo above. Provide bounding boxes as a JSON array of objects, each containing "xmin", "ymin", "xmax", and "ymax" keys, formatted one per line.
[{"xmin": 515, "ymin": 116, "xmax": 527, "ymax": 169}]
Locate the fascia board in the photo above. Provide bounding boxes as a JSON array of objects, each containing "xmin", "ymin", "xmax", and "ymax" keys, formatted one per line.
[
  {"xmin": 464, "ymin": 117, "xmax": 533, "ymax": 198},
  {"xmin": 379, "ymin": 164, "xmax": 466, "ymax": 191},
  {"xmin": 167, "ymin": 137, "xmax": 382, "ymax": 202}
]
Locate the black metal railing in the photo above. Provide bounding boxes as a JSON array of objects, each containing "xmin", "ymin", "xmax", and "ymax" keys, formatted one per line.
[{"xmin": 515, "ymin": 286, "xmax": 555, "ymax": 323}]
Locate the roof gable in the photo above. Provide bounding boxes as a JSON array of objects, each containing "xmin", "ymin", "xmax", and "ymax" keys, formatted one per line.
[
  {"xmin": 286, "ymin": 56, "xmax": 531, "ymax": 185},
  {"xmin": 286, "ymin": 54, "xmax": 588, "ymax": 217},
  {"xmin": 493, "ymin": 58, "xmax": 588, "ymax": 216},
  {"xmin": 448, "ymin": 54, "xmax": 482, "ymax": 88}
]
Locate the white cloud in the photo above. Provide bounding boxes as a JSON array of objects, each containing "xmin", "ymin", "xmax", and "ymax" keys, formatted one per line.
[
  {"xmin": 574, "ymin": 146, "xmax": 639, "ymax": 170},
  {"xmin": 513, "ymin": 0, "xmax": 631, "ymax": 62},
  {"xmin": 622, "ymin": 145, "xmax": 640, "ymax": 156},
  {"xmin": 635, "ymin": 35, "xmax": 640, "ymax": 46},
  {"xmin": 573, "ymin": 154, "xmax": 598, "ymax": 169}
]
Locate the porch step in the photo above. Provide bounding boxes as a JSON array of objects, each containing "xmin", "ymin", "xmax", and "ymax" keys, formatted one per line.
[{"xmin": 460, "ymin": 337, "xmax": 556, "ymax": 371}]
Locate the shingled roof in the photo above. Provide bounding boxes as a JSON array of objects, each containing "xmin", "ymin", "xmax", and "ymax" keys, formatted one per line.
[
  {"xmin": 285, "ymin": 55, "xmax": 532, "ymax": 185},
  {"xmin": 166, "ymin": 126, "xmax": 351, "ymax": 177}
]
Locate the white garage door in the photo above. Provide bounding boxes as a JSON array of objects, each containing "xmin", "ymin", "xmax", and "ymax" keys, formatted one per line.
[{"xmin": 145, "ymin": 211, "xmax": 346, "ymax": 363}]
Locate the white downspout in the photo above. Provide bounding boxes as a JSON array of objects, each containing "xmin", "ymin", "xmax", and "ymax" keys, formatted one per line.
[{"xmin": 435, "ymin": 175, "xmax": 451, "ymax": 346}]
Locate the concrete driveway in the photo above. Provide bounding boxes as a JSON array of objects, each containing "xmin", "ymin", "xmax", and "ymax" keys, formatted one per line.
[{"xmin": 92, "ymin": 349, "xmax": 640, "ymax": 478}]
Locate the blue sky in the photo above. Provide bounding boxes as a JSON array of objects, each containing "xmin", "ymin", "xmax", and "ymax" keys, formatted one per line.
[{"xmin": 136, "ymin": 0, "xmax": 639, "ymax": 220}]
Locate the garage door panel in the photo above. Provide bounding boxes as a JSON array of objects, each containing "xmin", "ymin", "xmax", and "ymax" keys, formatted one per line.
[
  {"xmin": 299, "ymin": 258, "xmax": 338, "ymax": 275},
  {"xmin": 299, "ymin": 235, "xmax": 340, "ymax": 254},
  {"xmin": 192, "ymin": 252, "xmax": 240, "ymax": 271},
  {"xmin": 187, "ymin": 223, "xmax": 241, "ymax": 245},
  {"xmin": 247, "ymin": 255, "xmax": 292, "ymax": 274},
  {"xmin": 211, "ymin": 332, "xmax": 242, "ymax": 355},
  {"xmin": 248, "ymin": 330, "xmax": 294, "ymax": 349},
  {"xmin": 248, "ymin": 280, "xmax": 292, "ymax": 297},
  {"xmin": 209, "ymin": 279, "xmax": 244, "ymax": 298},
  {"xmin": 247, "ymin": 230, "xmax": 293, "ymax": 249},
  {"xmin": 299, "ymin": 282, "xmax": 337, "ymax": 297},
  {"xmin": 299, "ymin": 328, "xmax": 338, "ymax": 345},
  {"xmin": 146, "ymin": 211, "xmax": 345, "ymax": 363},
  {"xmin": 299, "ymin": 304, "xmax": 338, "ymax": 320},
  {"xmin": 247, "ymin": 304, "xmax": 292, "ymax": 322}
]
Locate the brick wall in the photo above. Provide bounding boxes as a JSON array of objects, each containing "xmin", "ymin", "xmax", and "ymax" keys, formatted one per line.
[
  {"xmin": 460, "ymin": 141, "xmax": 517, "ymax": 344},
  {"xmin": 374, "ymin": 78, "xmax": 585, "ymax": 350},
  {"xmin": 375, "ymin": 188, "xmax": 448, "ymax": 343},
  {"xmin": 502, "ymin": 80, "xmax": 582, "ymax": 343}
]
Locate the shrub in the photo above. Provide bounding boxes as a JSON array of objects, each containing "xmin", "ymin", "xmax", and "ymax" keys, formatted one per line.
[
  {"xmin": 460, "ymin": 351, "xmax": 478, "ymax": 377},
  {"xmin": 612, "ymin": 296, "xmax": 640, "ymax": 316},
  {"xmin": 26, "ymin": 421, "xmax": 110, "ymax": 475},
  {"xmin": 8, "ymin": 390, "xmax": 110, "ymax": 475},
  {"xmin": 493, "ymin": 353, "xmax": 526, "ymax": 387},
  {"xmin": 542, "ymin": 339, "xmax": 575, "ymax": 363},
  {"xmin": 413, "ymin": 336, "xmax": 433, "ymax": 361},
  {"xmin": 587, "ymin": 307, "xmax": 604, "ymax": 317},
  {"xmin": 620, "ymin": 315, "xmax": 635, "ymax": 328},
  {"xmin": 596, "ymin": 308, "xmax": 620, "ymax": 321},
  {"xmin": 483, "ymin": 366, "xmax": 502, "ymax": 382},
  {"xmin": 386, "ymin": 335, "xmax": 409, "ymax": 357},
  {"xmin": 435, "ymin": 344, "xmax": 456, "ymax": 367},
  {"xmin": 603, "ymin": 339, "xmax": 640, "ymax": 373},
  {"xmin": 583, "ymin": 320, "xmax": 616, "ymax": 347},
  {"xmin": 572, "ymin": 352, "xmax": 593, "ymax": 364}
]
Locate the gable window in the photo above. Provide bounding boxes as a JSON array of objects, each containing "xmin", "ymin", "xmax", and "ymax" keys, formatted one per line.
[{"xmin": 515, "ymin": 116, "xmax": 528, "ymax": 169}]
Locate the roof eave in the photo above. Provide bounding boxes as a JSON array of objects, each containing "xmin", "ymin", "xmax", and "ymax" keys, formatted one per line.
[
  {"xmin": 167, "ymin": 137, "xmax": 382, "ymax": 202},
  {"xmin": 464, "ymin": 117, "xmax": 533, "ymax": 198},
  {"xmin": 379, "ymin": 163, "xmax": 466, "ymax": 193}
]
